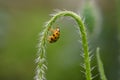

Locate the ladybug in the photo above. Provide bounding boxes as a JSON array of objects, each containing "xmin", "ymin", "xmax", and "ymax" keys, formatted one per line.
[{"xmin": 48, "ymin": 27, "xmax": 60, "ymax": 43}]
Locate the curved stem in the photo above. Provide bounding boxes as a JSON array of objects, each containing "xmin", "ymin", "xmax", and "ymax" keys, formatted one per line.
[
  {"xmin": 47, "ymin": 11, "xmax": 91, "ymax": 80},
  {"xmin": 36, "ymin": 11, "xmax": 92, "ymax": 80}
]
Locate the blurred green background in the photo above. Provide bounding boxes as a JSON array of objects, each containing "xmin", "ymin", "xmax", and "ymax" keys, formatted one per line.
[{"xmin": 0, "ymin": 0, "xmax": 120, "ymax": 80}]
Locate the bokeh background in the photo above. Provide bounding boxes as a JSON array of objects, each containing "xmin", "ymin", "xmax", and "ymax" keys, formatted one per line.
[{"xmin": 0, "ymin": 0, "xmax": 120, "ymax": 80}]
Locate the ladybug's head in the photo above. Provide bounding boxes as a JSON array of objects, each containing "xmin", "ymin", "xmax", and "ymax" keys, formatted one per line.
[{"xmin": 56, "ymin": 27, "xmax": 60, "ymax": 32}]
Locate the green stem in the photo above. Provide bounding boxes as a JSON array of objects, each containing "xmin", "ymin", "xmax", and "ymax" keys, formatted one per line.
[
  {"xmin": 47, "ymin": 11, "xmax": 91, "ymax": 80},
  {"xmin": 96, "ymin": 48, "xmax": 107, "ymax": 80},
  {"xmin": 36, "ymin": 11, "xmax": 92, "ymax": 80}
]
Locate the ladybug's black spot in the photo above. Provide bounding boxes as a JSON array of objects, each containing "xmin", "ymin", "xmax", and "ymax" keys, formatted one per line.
[
  {"xmin": 51, "ymin": 38, "xmax": 53, "ymax": 40},
  {"xmin": 53, "ymin": 34, "xmax": 55, "ymax": 36}
]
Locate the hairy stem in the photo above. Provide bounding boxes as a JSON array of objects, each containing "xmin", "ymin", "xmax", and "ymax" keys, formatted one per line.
[
  {"xmin": 48, "ymin": 11, "xmax": 91, "ymax": 80},
  {"xmin": 36, "ymin": 11, "xmax": 92, "ymax": 80}
]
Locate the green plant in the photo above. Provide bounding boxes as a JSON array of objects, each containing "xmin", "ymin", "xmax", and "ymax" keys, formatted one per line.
[
  {"xmin": 35, "ymin": 10, "xmax": 107, "ymax": 80},
  {"xmin": 96, "ymin": 48, "xmax": 107, "ymax": 80}
]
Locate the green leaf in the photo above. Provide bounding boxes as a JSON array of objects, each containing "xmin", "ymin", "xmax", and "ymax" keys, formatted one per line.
[{"xmin": 96, "ymin": 48, "xmax": 107, "ymax": 80}]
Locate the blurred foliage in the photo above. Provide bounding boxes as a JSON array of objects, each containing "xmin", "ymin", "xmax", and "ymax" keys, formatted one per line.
[
  {"xmin": 0, "ymin": 7, "xmax": 49, "ymax": 80},
  {"xmin": 0, "ymin": 0, "xmax": 120, "ymax": 80},
  {"xmin": 82, "ymin": 1, "xmax": 96, "ymax": 34},
  {"xmin": 81, "ymin": 1, "xmax": 101, "ymax": 38}
]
